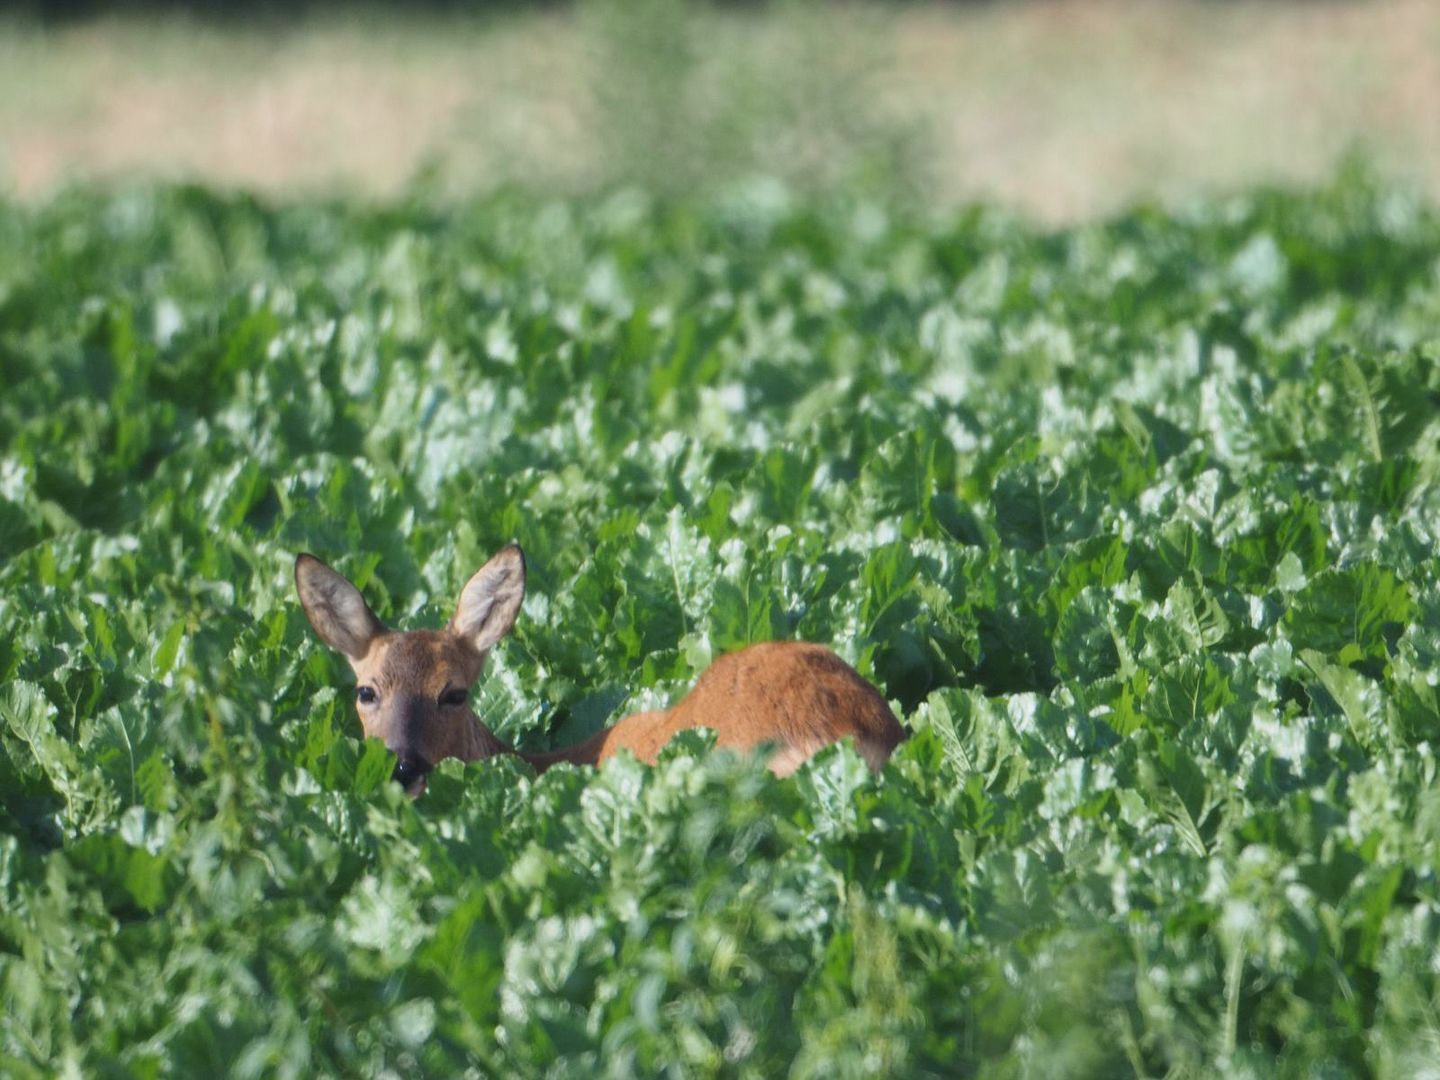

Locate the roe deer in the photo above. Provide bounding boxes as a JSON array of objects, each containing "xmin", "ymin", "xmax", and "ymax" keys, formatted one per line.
[{"xmin": 295, "ymin": 545, "xmax": 905, "ymax": 795}]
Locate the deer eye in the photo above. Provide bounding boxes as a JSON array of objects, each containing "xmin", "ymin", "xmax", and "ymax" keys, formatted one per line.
[
  {"xmin": 357, "ymin": 686, "xmax": 378, "ymax": 706},
  {"xmin": 439, "ymin": 687, "xmax": 468, "ymax": 708}
]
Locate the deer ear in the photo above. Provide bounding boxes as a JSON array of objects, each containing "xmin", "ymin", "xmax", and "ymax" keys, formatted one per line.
[
  {"xmin": 295, "ymin": 554, "xmax": 387, "ymax": 662},
  {"xmin": 450, "ymin": 544, "xmax": 526, "ymax": 654}
]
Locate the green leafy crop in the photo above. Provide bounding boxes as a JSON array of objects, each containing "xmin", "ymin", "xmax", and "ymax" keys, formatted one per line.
[{"xmin": 2, "ymin": 175, "xmax": 1439, "ymax": 1076}]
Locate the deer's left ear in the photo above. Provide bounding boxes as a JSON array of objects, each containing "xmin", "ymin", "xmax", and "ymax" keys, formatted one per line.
[{"xmin": 450, "ymin": 544, "xmax": 526, "ymax": 654}]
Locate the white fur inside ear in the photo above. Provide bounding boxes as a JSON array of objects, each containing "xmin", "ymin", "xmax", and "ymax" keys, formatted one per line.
[
  {"xmin": 452, "ymin": 545, "xmax": 526, "ymax": 653},
  {"xmin": 295, "ymin": 555, "xmax": 386, "ymax": 661}
]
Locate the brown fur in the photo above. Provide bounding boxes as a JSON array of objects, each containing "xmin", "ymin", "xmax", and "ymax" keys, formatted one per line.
[
  {"xmin": 296, "ymin": 547, "xmax": 904, "ymax": 792},
  {"xmin": 344, "ymin": 630, "xmax": 510, "ymax": 767}
]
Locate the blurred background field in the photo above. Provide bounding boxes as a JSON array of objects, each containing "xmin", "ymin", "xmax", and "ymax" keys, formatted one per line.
[{"xmin": 2, "ymin": 0, "xmax": 1438, "ymax": 222}]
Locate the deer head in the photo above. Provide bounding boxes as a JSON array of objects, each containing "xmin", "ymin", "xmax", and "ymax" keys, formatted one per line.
[{"xmin": 294, "ymin": 545, "xmax": 526, "ymax": 794}]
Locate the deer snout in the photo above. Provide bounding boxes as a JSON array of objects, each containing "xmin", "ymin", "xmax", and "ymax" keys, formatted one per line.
[{"xmin": 392, "ymin": 755, "xmax": 432, "ymax": 795}]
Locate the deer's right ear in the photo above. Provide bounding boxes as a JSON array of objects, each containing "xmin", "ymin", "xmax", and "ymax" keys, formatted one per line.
[{"xmin": 294, "ymin": 554, "xmax": 387, "ymax": 662}]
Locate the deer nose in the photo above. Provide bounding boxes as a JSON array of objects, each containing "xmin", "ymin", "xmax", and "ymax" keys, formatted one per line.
[{"xmin": 392, "ymin": 756, "xmax": 432, "ymax": 790}]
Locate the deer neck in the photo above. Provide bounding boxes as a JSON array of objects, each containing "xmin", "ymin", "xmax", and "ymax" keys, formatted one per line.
[
  {"xmin": 459, "ymin": 708, "xmax": 609, "ymax": 772},
  {"xmin": 459, "ymin": 709, "xmax": 516, "ymax": 762}
]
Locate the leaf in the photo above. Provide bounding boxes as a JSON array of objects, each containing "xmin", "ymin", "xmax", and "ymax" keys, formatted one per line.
[
  {"xmin": 1285, "ymin": 564, "xmax": 1415, "ymax": 665},
  {"xmin": 1135, "ymin": 732, "xmax": 1213, "ymax": 857},
  {"xmin": 1143, "ymin": 656, "xmax": 1237, "ymax": 736},
  {"xmin": 1298, "ymin": 649, "xmax": 1389, "ymax": 751},
  {"xmin": 0, "ymin": 496, "xmax": 41, "ymax": 560},
  {"xmin": 709, "ymin": 577, "xmax": 781, "ymax": 653},
  {"xmin": 353, "ymin": 738, "xmax": 395, "ymax": 796},
  {"xmin": 1042, "ymin": 534, "xmax": 1129, "ymax": 624},
  {"xmin": 151, "ymin": 620, "xmax": 186, "ymax": 680},
  {"xmin": 1324, "ymin": 349, "xmax": 1438, "ymax": 463},
  {"xmin": 992, "ymin": 452, "xmax": 1102, "ymax": 551},
  {"xmin": 67, "ymin": 833, "xmax": 174, "ymax": 914},
  {"xmin": 1053, "ymin": 586, "xmax": 1135, "ymax": 681},
  {"xmin": 858, "ymin": 541, "xmax": 918, "ymax": 640},
  {"xmin": 758, "ymin": 445, "xmax": 816, "ymax": 524}
]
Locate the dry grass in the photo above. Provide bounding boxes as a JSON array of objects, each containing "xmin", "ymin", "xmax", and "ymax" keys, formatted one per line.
[
  {"xmin": 1, "ymin": 0, "xmax": 1438, "ymax": 220},
  {"xmin": 892, "ymin": 0, "xmax": 1440, "ymax": 219}
]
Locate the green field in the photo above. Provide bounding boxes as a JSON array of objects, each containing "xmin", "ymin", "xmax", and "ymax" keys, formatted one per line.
[{"xmin": 2, "ymin": 177, "xmax": 1440, "ymax": 1075}]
